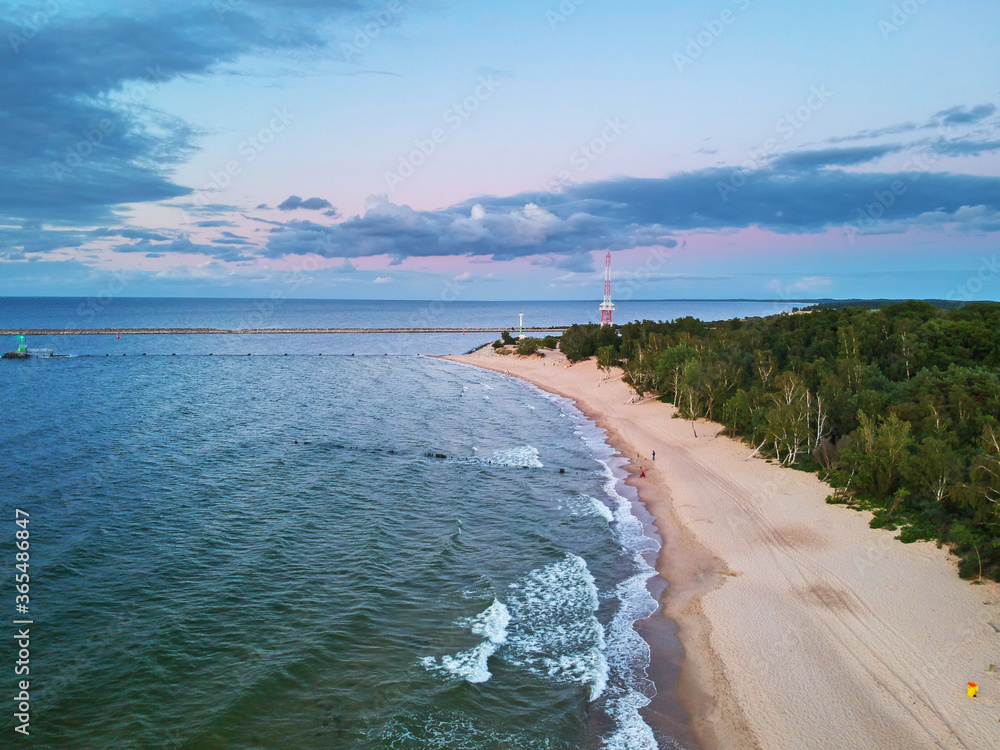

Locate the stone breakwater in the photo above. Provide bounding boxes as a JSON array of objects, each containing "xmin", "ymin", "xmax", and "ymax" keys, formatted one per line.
[{"xmin": 0, "ymin": 327, "xmax": 569, "ymax": 335}]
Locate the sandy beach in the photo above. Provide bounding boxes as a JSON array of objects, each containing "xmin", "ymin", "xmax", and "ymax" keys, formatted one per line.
[{"xmin": 443, "ymin": 346, "xmax": 1000, "ymax": 750}]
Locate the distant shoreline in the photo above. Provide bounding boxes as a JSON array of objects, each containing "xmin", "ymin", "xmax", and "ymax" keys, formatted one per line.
[{"xmin": 441, "ymin": 344, "xmax": 1000, "ymax": 750}]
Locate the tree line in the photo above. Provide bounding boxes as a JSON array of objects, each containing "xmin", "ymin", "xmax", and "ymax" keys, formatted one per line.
[{"xmin": 559, "ymin": 301, "xmax": 1000, "ymax": 580}]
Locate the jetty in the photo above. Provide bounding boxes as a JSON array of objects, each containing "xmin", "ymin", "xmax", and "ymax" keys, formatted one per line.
[{"xmin": 0, "ymin": 327, "xmax": 569, "ymax": 336}]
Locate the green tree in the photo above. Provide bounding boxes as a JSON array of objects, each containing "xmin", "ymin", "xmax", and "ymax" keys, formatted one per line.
[
  {"xmin": 961, "ymin": 427, "xmax": 1000, "ymax": 524},
  {"xmin": 844, "ymin": 411, "xmax": 913, "ymax": 498},
  {"xmin": 905, "ymin": 436, "xmax": 961, "ymax": 504},
  {"xmin": 653, "ymin": 345, "xmax": 697, "ymax": 405},
  {"xmin": 762, "ymin": 373, "xmax": 811, "ymax": 464},
  {"xmin": 559, "ymin": 323, "xmax": 619, "ymax": 362},
  {"xmin": 597, "ymin": 345, "xmax": 619, "ymax": 378}
]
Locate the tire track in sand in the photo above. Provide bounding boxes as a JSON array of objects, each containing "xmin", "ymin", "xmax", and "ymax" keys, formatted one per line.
[{"xmin": 674, "ymin": 445, "xmax": 973, "ymax": 750}]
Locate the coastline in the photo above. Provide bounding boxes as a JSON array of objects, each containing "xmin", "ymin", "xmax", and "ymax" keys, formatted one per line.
[{"xmin": 441, "ymin": 346, "xmax": 1000, "ymax": 750}]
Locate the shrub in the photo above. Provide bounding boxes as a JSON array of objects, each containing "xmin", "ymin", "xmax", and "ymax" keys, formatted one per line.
[
  {"xmin": 516, "ymin": 338, "xmax": 540, "ymax": 356},
  {"xmin": 868, "ymin": 510, "xmax": 897, "ymax": 530},
  {"xmin": 896, "ymin": 525, "xmax": 932, "ymax": 544}
]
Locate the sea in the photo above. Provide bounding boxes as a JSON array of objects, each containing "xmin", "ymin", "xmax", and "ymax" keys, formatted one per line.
[{"xmin": 0, "ymin": 298, "xmax": 800, "ymax": 749}]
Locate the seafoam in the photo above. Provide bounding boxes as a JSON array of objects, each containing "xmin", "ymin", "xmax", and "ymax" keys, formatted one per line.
[
  {"xmin": 424, "ymin": 370, "xmax": 667, "ymax": 749},
  {"xmin": 540, "ymin": 387, "xmax": 664, "ymax": 750}
]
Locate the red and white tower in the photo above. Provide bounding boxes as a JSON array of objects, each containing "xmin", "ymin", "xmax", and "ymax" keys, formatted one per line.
[{"xmin": 599, "ymin": 251, "xmax": 615, "ymax": 326}]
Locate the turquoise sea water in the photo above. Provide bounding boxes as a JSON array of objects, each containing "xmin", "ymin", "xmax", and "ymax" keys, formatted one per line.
[{"xmin": 0, "ymin": 299, "xmax": 794, "ymax": 748}]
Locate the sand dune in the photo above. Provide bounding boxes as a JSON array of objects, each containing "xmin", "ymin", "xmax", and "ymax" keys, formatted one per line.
[{"xmin": 443, "ymin": 346, "xmax": 1000, "ymax": 750}]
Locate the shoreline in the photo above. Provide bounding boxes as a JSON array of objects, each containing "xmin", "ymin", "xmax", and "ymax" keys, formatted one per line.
[{"xmin": 441, "ymin": 345, "xmax": 1000, "ymax": 750}]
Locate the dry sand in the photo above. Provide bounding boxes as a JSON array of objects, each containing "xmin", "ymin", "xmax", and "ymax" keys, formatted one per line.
[{"xmin": 442, "ymin": 346, "xmax": 1000, "ymax": 750}]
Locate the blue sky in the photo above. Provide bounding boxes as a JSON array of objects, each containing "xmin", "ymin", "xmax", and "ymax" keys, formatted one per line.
[{"xmin": 1, "ymin": 0, "xmax": 998, "ymax": 300}]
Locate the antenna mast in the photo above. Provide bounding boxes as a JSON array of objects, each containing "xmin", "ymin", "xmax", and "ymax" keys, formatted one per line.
[{"xmin": 599, "ymin": 252, "xmax": 614, "ymax": 326}]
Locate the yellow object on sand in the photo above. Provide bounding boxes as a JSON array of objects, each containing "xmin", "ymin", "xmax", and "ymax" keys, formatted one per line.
[{"xmin": 967, "ymin": 682, "xmax": 978, "ymax": 698}]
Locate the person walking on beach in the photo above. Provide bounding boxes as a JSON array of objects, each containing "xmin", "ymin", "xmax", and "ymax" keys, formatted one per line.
[{"xmin": 652, "ymin": 450, "xmax": 655, "ymax": 461}]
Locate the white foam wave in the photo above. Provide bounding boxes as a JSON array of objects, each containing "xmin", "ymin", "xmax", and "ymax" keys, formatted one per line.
[
  {"xmin": 426, "ymin": 557, "xmax": 609, "ymax": 700},
  {"xmin": 496, "ymin": 382, "xmax": 672, "ymax": 747},
  {"xmin": 599, "ymin": 460, "xmax": 659, "ymax": 555},
  {"xmin": 503, "ymin": 555, "xmax": 609, "ymax": 701},
  {"xmin": 420, "ymin": 599, "xmax": 509, "ymax": 684},
  {"xmin": 419, "ymin": 640, "xmax": 497, "ymax": 684},
  {"xmin": 591, "ymin": 460, "xmax": 664, "ymax": 749},
  {"xmin": 602, "ymin": 691, "xmax": 658, "ymax": 750},
  {"xmin": 463, "ymin": 598, "xmax": 510, "ymax": 645},
  {"xmin": 589, "ymin": 496, "xmax": 616, "ymax": 522},
  {"xmin": 488, "ymin": 445, "xmax": 543, "ymax": 468},
  {"xmin": 558, "ymin": 494, "xmax": 615, "ymax": 522}
]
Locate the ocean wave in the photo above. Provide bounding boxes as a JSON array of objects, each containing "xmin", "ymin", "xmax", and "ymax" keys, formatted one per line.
[
  {"xmin": 558, "ymin": 493, "xmax": 615, "ymax": 522},
  {"xmin": 419, "ymin": 599, "xmax": 509, "ymax": 684},
  {"xmin": 487, "ymin": 445, "xmax": 543, "ymax": 468},
  {"xmin": 473, "ymin": 386, "xmax": 668, "ymax": 747},
  {"xmin": 422, "ymin": 557, "xmax": 607, "ymax": 700},
  {"xmin": 599, "ymin": 460, "xmax": 659, "ymax": 555},
  {"xmin": 593, "ymin": 460, "xmax": 663, "ymax": 750},
  {"xmin": 462, "ymin": 598, "xmax": 511, "ymax": 645},
  {"xmin": 601, "ymin": 691, "xmax": 658, "ymax": 750},
  {"xmin": 589, "ymin": 496, "xmax": 616, "ymax": 522},
  {"xmin": 419, "ymin": 640, "xmax": 498, "ymax": 684},
  {"xmin": 374, "ymin": 713, "xmax": 559, "ymax": 749},
  {"xmin": 504, "ymin": 554, "xmax": 608, "ymax": 701}
]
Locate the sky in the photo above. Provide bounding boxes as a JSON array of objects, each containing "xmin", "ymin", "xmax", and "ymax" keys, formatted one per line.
[{"xmin": 1, "ymin": 0, "xmax": 999, "ymax": 301}]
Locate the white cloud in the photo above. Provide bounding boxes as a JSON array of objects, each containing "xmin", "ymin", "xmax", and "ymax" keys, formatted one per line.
[
  {"xmin": 912, "ymin": 204, "xmax": 1000, "ymax": 232},
  {"xmin": 374, "ymin": 276, "xmax": 393, "ymax": 284},
  {"xmin": 452, "ymin": 271, "xmax": 496, "ymax": 283}
]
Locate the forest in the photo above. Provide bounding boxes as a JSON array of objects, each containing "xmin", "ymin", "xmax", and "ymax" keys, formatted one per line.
[{"xmin": 557, "ymin": 301, "xmax": 1000, "ymax": 580}]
